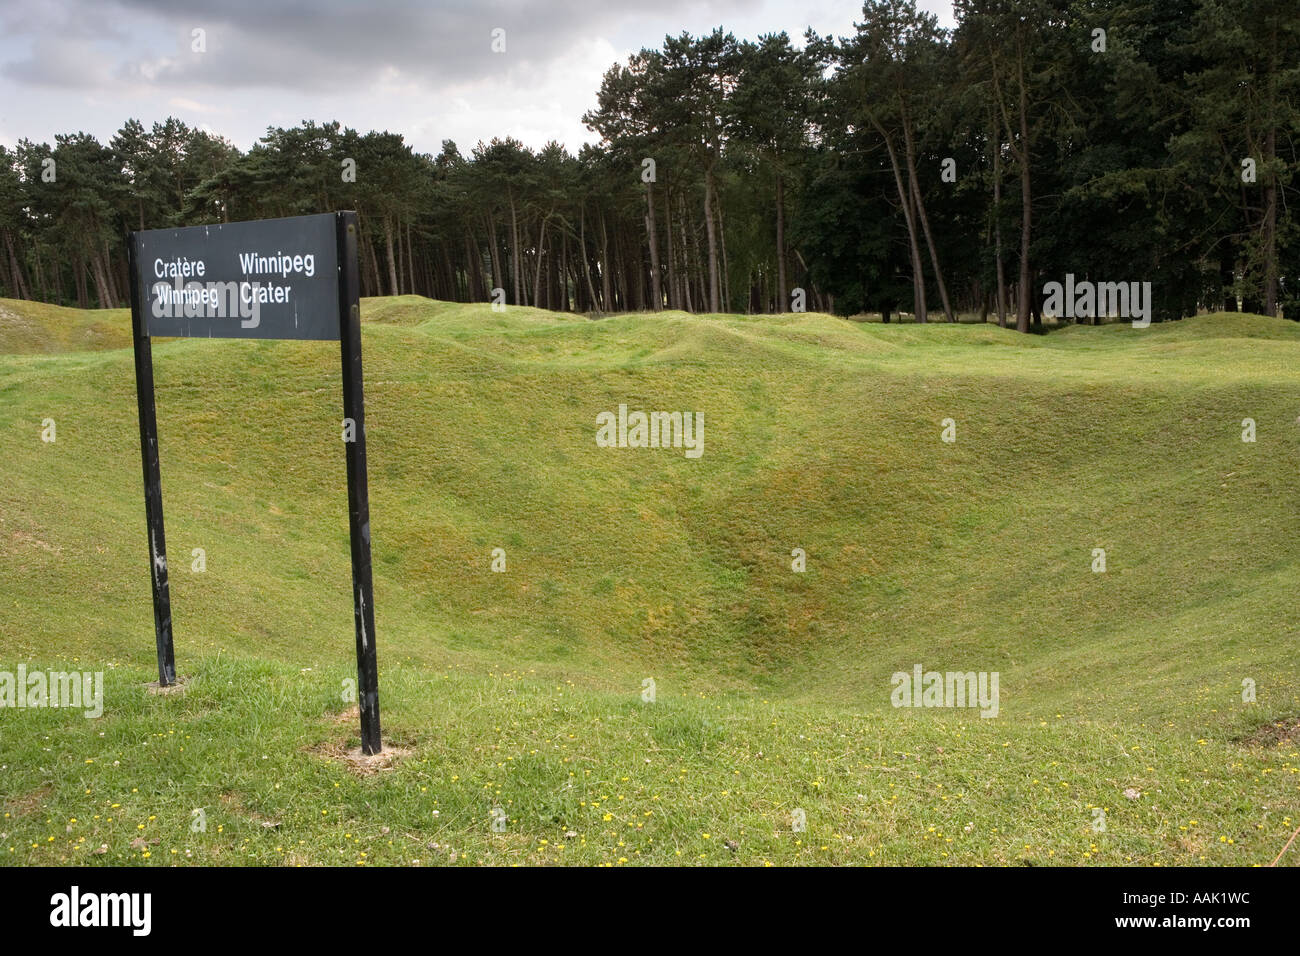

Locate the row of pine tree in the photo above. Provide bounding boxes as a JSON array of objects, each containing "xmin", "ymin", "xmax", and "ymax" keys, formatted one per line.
[{"xmin": 0, "ymin": 0, "xmax": 1295, "ymax": 325}]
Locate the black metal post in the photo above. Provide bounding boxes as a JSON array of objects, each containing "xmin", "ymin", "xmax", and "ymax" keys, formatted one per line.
[
  {"xmin": 127, "ymin": 233, "xmax": 177, "ymax": 686},
  {"xmin": 336, "ymin": 211, "xmax": 381, "ymax": 754}
]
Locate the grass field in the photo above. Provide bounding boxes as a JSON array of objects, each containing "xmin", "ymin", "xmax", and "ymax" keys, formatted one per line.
[{"xmin": 1, "ymin": 295, "xmax": 1297, "ymax": 866}]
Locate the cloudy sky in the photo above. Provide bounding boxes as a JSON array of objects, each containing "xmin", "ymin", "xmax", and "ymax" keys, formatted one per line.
[{"xmin": 0, "ymin": 0, "xmax": 956, "ymax": 155}]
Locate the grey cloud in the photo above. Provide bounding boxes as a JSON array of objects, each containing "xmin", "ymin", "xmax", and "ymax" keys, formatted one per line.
[
  {"xmin": 2, "ymin": 36, "xmax": 116, "ymax": 88},
  {"xmin": 5, "ymin": 0, "xmax": 750, "ymax": 93}
]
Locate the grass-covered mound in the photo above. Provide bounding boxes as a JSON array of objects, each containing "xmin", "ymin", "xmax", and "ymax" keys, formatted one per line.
[{"xmin": 1, "ymin": 296, "xmax": 1296, "ymax": 865}]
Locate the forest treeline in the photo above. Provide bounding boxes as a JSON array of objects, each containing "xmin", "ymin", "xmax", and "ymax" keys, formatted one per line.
[{"xmin": 0, "ymin": 0, "xmax": 1295, "ymax": 328}]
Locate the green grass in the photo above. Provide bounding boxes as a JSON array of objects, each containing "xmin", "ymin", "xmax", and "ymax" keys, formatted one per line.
[{"xmin": 1, "ymin": 295, "xmax": 1297, "ymax": 866}]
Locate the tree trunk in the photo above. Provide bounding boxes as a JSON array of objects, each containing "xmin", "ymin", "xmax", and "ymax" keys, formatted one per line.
[
  {"xmin": 664, "ymin": 187, "xmax": 679, "ymax": 310},
  {"xmin": 395, "ymin": 218, "xmax": 406, "ymax": 293},
  {"xmin": 716, "ymin": 185, "xmax": 731, "ymax": 312},
  {"xmin": 558, "ymin": 228, "xmax": 568, "ymax": 311},
  {"xmin": 90, "ymin": 248, "xmax": 113, "ymax": 308},
  {"xmin": 1220, "ymin": 248, "xmax": 1237, "ymax": 311},
  {"xmin": 775, "ymin": 172, "xmax": 788, "ymax": 311},
  {"xmin": 4, "ymin": 230, "xmax": 30, "ymax": 299},
  {"xmin": 579, "ymin": 205, "xmax": 599, "ymax": 311},
  {"xmin": 645, "ymin": 181, "xmax": 662, "ymax": 310},
  {"xmin": 533, "ymin": 213, "xmax": 552, "ymax": 308},
  {"xmin": 702, "ymin": 169, "xmax": 721, "ymax": 313},
  {"xmin": 35, "ymin": 245, "xmax": 50, "ymax": 304},
  {"xmin": 1014, "ymin": 50, "xmax": 1032, "ymax": 334},
  {"xmin": 678, "ymin": 192, "xmax": 694, "ymax": 312},
  {"xmin": 485, "ymin": 214, "xmax": 502, "ymax": 298},
  {"xmin": 508, "ymin": 190, "xmax": 522, "ymax": 305},
  {"xmin": 383, "ymin": 215, "xmax": 399, "ymax": 296},
  {"xmin": 993, "ymin": 128, "xmax": 1008, "ymax": 328},
  {"xmin": 1262, "ymin": 124, "xmax": 1278, "ymax": 316},
  {"xmin": 598, "ymin": 209, "xmax": 613, "ymax": 311},
  {"xmin": 368, "ymin": 234, "xmax": 382, "ymax": 298},
  {"xmin": 406, "ymin": 221, "xmax": 416, "ymax": 297},
  {"xmin": 902, "ymin": 104, "xmax": 954, "ymax": 322},
  {"xmin": 440, "ymin": 241, "xmax": 455, "ymax": 300},
  {"xmin": 74, "ymin": 255, "xmax": 88, "ymax": 309},
  {"xmin": 875, "ymin": 119, "xmax": 927, "ymax": 322},
  {"xmin": 103, "ymin": 236, "xmax": 122, "ymax": 306}
]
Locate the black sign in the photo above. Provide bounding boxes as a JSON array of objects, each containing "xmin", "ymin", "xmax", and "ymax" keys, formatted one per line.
[
  {"xmin": 126, "ymin": 211, "xmax": 382, "ymax": 753},
  {"xmin": 134, "ymin": 213, "xmax": 340, "ymax": 340}
]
